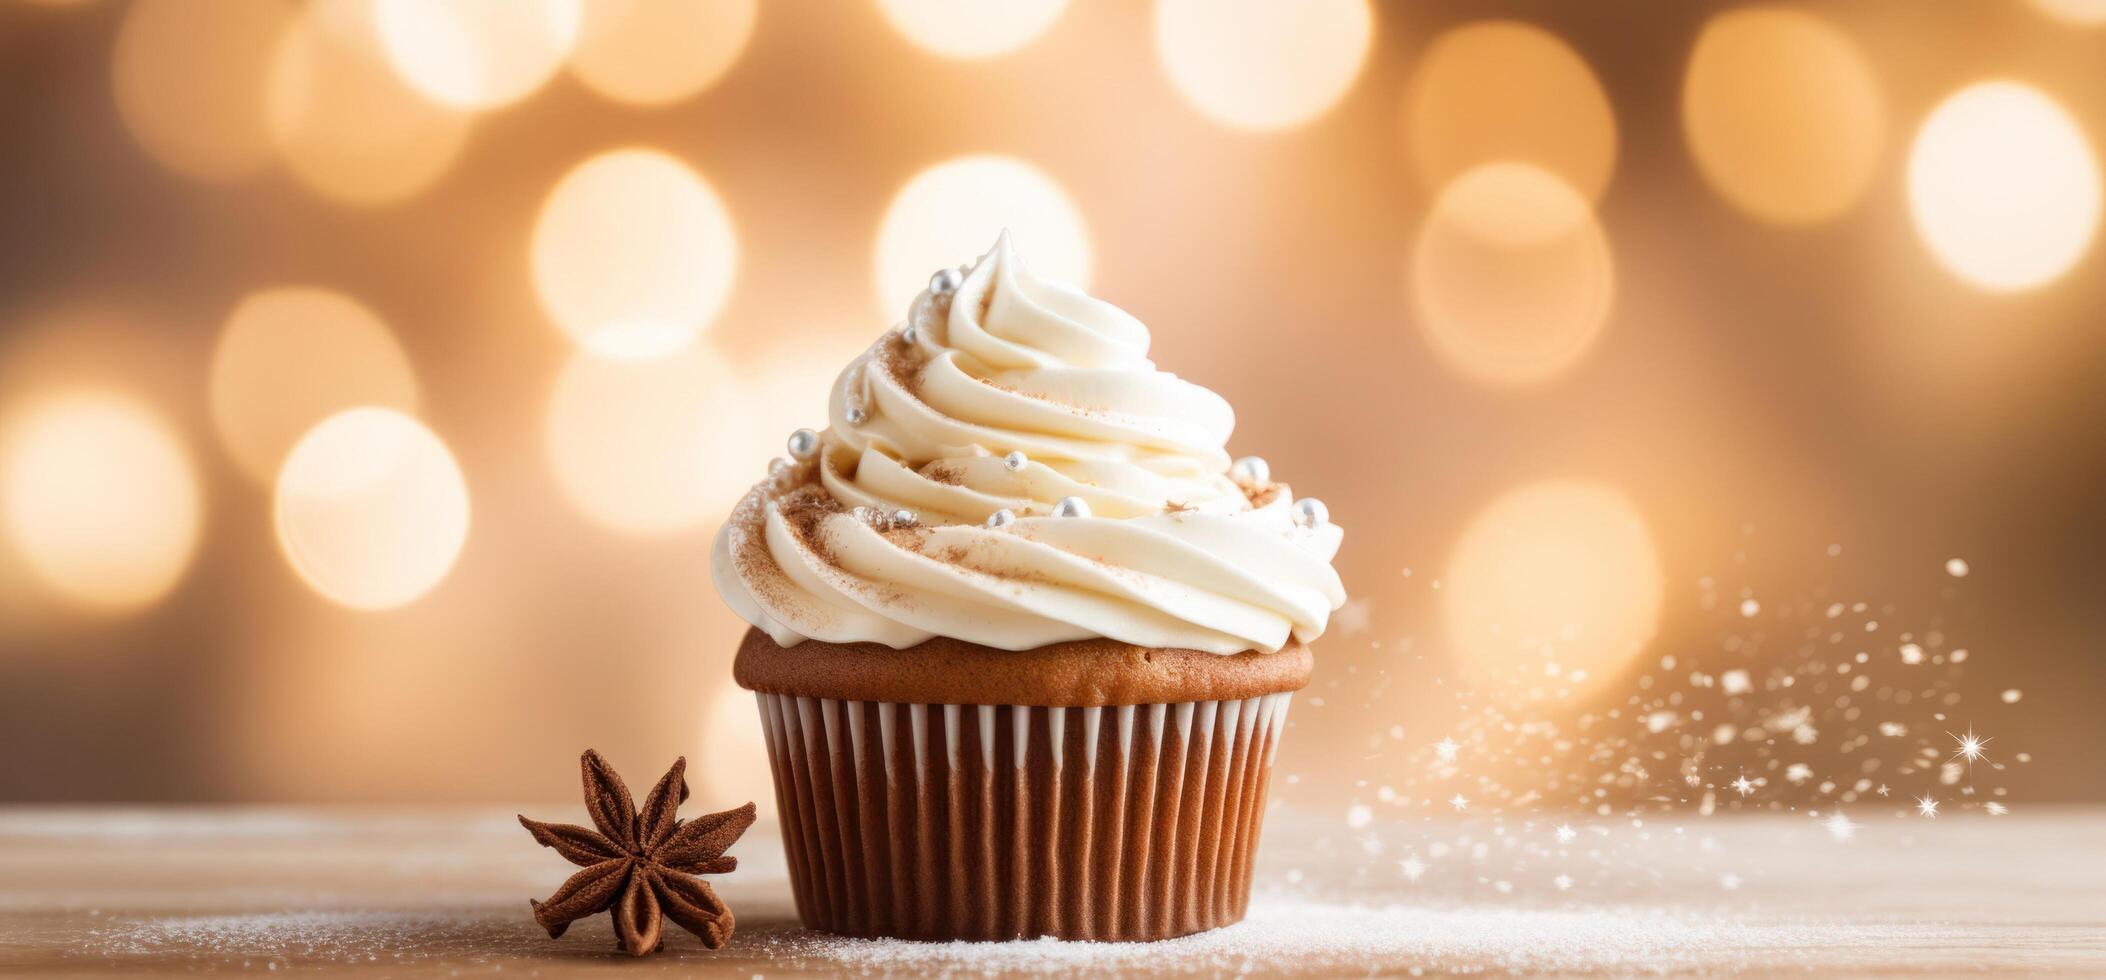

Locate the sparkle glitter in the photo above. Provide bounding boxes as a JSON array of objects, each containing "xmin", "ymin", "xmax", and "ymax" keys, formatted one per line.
[
  {"xmin": 1342, "ymin": 539, "xmax": 2026, "ymax": 885},
  {"xmin": 1949, "ymin": 728, "xmax": 1990, "ymax": 768}
]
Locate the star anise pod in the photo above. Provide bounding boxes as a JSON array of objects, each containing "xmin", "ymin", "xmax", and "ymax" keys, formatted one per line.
[{"xmin": 519, "ymin": 750, "xmax": 755, "ymax": 956}]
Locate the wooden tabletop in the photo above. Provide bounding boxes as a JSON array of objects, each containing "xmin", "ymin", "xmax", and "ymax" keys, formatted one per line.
[{"xmin": 2, "ymin": 806, "xmax": 2099, "ymax": 977}]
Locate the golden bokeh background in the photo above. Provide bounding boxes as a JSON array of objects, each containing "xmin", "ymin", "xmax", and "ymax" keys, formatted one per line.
[{"xmin": 2, "ymin": 1, "xmax": 2102, "ymax": 808}]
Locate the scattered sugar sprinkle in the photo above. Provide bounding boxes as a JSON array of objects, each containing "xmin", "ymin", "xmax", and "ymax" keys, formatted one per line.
[
  {"xmin": 748, "ymin": 902, "xmax": 1959, "ymax": 976},
  {"xmin": 84, "ymin": 887, "xmax": 1977, "ymax": 976},
  {"xmin": 86, "ymin": 911, "xmax": 498, "ymax": 962},
  {"xmin": 1350, "ymin": 543, "xmax": 2025, "ymax": 858}
]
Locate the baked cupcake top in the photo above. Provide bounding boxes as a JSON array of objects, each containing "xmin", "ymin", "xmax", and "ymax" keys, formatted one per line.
[{"xmin": 711, "ymin": 233, "xmax": 1345, "ymax": 655}]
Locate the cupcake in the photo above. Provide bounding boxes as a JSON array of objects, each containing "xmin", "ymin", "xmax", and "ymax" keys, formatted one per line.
[{"xmin": 712, "ymin": 233, "xmax": 1345, "ymax": 942}]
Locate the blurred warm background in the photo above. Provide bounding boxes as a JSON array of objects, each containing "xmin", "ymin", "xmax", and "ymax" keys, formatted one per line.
[{"xmin": 2, "ymin": 0, "xmax": 2101, "ymax": 812}]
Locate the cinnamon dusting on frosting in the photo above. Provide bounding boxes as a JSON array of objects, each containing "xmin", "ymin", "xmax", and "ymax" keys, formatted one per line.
[{"xmin": 873, "ymin": 336, "xmax": 927, "ymax": 403}]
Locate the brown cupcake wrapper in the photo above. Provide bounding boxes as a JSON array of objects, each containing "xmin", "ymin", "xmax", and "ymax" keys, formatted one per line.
[{"xmin": 755, "ymin": 693, "xmax": 1292, "ymax": 942}]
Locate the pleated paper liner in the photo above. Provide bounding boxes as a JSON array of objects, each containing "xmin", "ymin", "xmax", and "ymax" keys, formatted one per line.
[{"xmin": 755, "ymin": 694, "xmax": 1291, "ymax": 942}]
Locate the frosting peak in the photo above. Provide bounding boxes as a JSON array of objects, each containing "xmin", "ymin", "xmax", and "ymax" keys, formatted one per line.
[
  {"xmin": 944, "ymin": 234, "xmax": 1152, "ymax": 371},
  {"xmin": 713, "ymin": 233, "xmax": 1345, "ymax": 655}
]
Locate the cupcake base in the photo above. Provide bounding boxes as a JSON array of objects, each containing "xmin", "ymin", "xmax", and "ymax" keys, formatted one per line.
[{"xmin": 754, "ymin": 692, "xmax": 1292, "ymax": 942}]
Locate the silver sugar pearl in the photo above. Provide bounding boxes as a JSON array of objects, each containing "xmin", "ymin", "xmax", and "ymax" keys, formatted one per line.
[
  {"xmin": 902, "ymin": 325, "xmax": 918, "ymax": 345},
  {"xmin": 985, "ymin": 508, "xmax": 1016, "ymax": 528},
  {"xmin": 1292, "ymin": 497, "xmax": 1329, "ymax": 529},
  {"xmin": 1003, "ymin": 450, "xmax": 1028, "ymax": 472},
  {"xmin": 768, "ymin": 457, "xmax": 792, "ymax": 477},
  {"xmin": 1230, "ymin": 455, "xmax": 1270, "ymax": 485},
  {"xmin": 929, "ymin": 267, "xmax": 964, "ymax": 297},
  {"xmin": 786, "ymin": 428, "xmax": 819, "ymax": 460},
  {"xmin": 844, "ymin": 404, "xmax": 868, "ymax": 426},
  {"xmin": 1052, "ymin": 496, "xmax": 1090, "ymax": 519},
  {"xmin": 890, "ymin": 508, "xmax": 918, "ymax": 528},
  {"xmin": 851, "ymin": 506, "xmax": 875, "ymax": 524}
]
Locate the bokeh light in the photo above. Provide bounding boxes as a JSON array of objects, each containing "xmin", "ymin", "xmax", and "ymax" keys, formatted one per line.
[
  {"xmin": 2029, "ymin": 0, "xmax": 2106, "ymax": 25},
  {"xmin": 1153, "ymin": 0, "xmax": 1372, "ymax": 132},
  {"xmin": 1907, "ymin": 81, "xmax": 2102, "ymax": 292},
  {"xmin": 0, "ymin": 390, "xmax": 201, "ymax": 612},
  {"xmin": 873, "ymin": 154, "xmax": 1090, "ymax": 316},
  {"xmin": 531, "ymin": 149, "xmax": 739, "ymax": 359},
  {"xmin": 701, "ymin": 683, "xmax": 773, "ymax": 816},
  {"xmin": 544, "ymin": 344, "xmax": 748, "ymax": 535},
  {"xmin": 266, "ymin": 0, "xmax": 473, "ymax": 206},
  {"xmin": 209, "ymin": 288, "xmax": 420, "ymax": 485},
  {"xmin": 1412, "ymin": 162, "xmax": 1614, "ymax": 387},
  {"xmin": 1404, "ymin": 20, "xmax": 1617, "ymax": 202},
  {"xmin": 1682, "ymin": 7, "xmax": 1884, "ymax": 226},
  {"xmin": 374, "ymin": 0, "xmax": 581, "ymax": 111},
  {"xmin": 111, "ymin": 0, "xmax": 291, "ymax": 182},
  {"xmin": 1442, "ymin": 479, "xmax": 1664, "ymax": 697},
  {"xmin": 274, "ymin": 407, "xmax": 470, "ymax": 610},
  {"xmin": 568, "ymin": 0, "xmax": 757, "ymax": 106},
  {"xmin": 876, "ymin": 0, "xmax": 1067, "ymax": 59}
]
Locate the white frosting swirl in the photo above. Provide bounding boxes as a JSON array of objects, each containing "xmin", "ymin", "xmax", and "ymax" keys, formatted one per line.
[{"xmin": 712, "ymin": 233, "xmax": 1345, "ymax": 655}]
